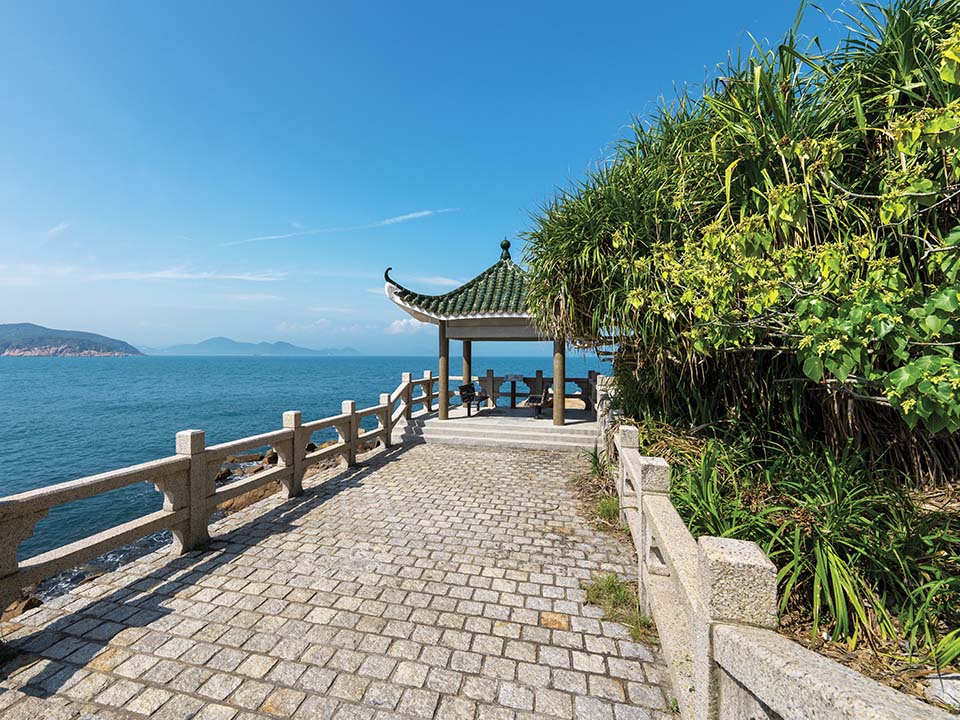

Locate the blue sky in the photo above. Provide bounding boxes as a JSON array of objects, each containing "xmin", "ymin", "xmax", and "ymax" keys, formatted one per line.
[{"xmin": 0, "ymin": 1, "xmax": 850, "ymax": 355}]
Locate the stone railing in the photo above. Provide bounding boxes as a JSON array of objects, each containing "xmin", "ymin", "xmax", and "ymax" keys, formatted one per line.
[
  {"xmin": 614, "ymin": 426, "xmax": 951, "ymax": 720},
  {"xmin": 0, "ymin": 370, "xmax": 451, "ymax": 610},
  {"xmin": 473, "ymin": 369, "xmax": 601, "ymax": 411}
]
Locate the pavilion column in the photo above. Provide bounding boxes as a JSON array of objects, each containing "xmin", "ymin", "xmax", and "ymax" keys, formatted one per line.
[
  {"xmin": 439, "ymin": 321, "xmax": 450, "ymax": 420},
  {"xmin": 462, "ymin": 340, "xmax": 472, "ymax": 388},
  {"xmin": 553, "ymin": 338, "xmax": 566, "ymax": 426}
]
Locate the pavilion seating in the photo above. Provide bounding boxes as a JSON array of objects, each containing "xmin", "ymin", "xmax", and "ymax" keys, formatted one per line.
[
  {"xmin": 458, "ymin": 384, "xmax": 490, "ymax": 417},
  {"xmin": 525, "ymin": 389, "xmax": 549, "ymax": 418}
]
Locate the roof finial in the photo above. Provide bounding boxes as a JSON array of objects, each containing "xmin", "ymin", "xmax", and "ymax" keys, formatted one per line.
[{"xmin": 500, "ymin": 238, "xmax": 511, "ymax": 261}]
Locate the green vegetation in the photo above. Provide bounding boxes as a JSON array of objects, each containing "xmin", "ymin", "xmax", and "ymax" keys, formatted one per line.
[
  {"xmin": 583, "ymin": 572, "xmax": 657, "ymax": 644},
  {"xmin": 526, "ymin": 0, "xmax": 960, "ymax": 676},
  {"xmin": 577, "ymin": 445, "xmax": 623, "ymax": 530},
  {"xmin": 596, "ymin": 495, "xmax": 621, "ymax": 523}
]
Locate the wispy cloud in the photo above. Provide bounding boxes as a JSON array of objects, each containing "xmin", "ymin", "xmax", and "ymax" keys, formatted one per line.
[
  {"xmin": 222, "ymin": 208, "xmax": 461, "ymax": 247},
  {"xmin": 93, "ymin": 268, "xmax": 285, "ymax": 282},
  {"xmin": 46, "ymin": 221, "xmax": 70, "ymax": 237},
  {"xmin": 224, "ymin": 293, "xmax": 283, "ymax": 302},
  {"xmin": 309, "ymin": 306, "xmax": 354, "ymax": 314},
  {"xmin": 409, "ymin": 275, "xmax": 461, "ymax": 287},
  {"xmin": 0, "ymin": 263, "xmax": 80, "ymax": 286},
  {"xmin": 385, "ymin": 318, "xmax": 432, "ymax": 335},
  {"xmin": 276, "ymin": 318, "xmax": 331, "ymax": 333}
]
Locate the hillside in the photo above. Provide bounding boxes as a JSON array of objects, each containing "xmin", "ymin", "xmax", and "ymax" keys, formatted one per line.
[
  {"xmin": 150, "ymin": 337, "xmax": 358, "ymax": 357},
  {"xmin": 0, "ymin": 323, "xmax": 143, "ymax": 357}
]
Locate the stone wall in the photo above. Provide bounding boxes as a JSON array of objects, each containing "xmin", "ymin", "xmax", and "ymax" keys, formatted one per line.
[{"xmin": 614, "ymin": 426, "xmax": 950, "ymax": 720}]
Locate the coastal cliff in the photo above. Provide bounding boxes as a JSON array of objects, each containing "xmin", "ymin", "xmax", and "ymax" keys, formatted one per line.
[{"xmin": 0, "ymin": 323, "xmax": 142, "ymax": 357}]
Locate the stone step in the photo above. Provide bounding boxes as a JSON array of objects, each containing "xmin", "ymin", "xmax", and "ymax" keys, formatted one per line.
[
  {"xmin": 413, "ymin": 420, "xmax": 600, "ymax": 438},
  {"xmin": 402, "ymin": 431, "xmax": 594, "ymax": 452}
]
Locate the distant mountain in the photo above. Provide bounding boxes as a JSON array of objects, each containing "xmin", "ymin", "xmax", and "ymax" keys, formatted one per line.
[
  {"xmin": 0, "ymin": 323, "xmax": 143, "ymax": 357},
  {"xmin": 149, "ymin": 337, "xmax": 359, "ymax": 357}
]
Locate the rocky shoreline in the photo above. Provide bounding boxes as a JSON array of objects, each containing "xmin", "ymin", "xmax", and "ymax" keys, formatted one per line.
[{"xmin": 1, "ymin": 346, "xmax": 134, "ymax": 357}]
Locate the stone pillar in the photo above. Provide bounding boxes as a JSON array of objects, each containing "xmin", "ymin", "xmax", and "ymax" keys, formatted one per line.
[
  {"xmin": 175, "ymin": 429, "xmax": 210, "ymax": 552},
  {"xmin": 462, "ymin": 340, "xmax": 472, "ymax": 388},
  {"xmin": 439, "ymin": 322, "xmax": 449, "ymax": 420},
  {"xmin": 553, "ymin": 339, "xmax": 566, "ymax": 426},
  {"xmin": 401, "ymin": 372, "xmax": 413, "ymax": 420},
  {"xmin": 423, "ymin": 370, "xmax": 433, "ymax": 412},
  {"xmin": 340, "ymin": 400, "xmax": 358, "ymax": 466},
  {"xmin": 692, "ymin": 537, "xmax": 778, "ymax": 720},
  {"xmin": 280, "ymin": 411, "xmax": 305, "ymax": 498},
  {"xmin": 380, "ymin": 393, "xmax": 393, "ymax": 447},
  {"xmin": 484, "ymin": 369, "xmax": 496, "ymax": 408}
]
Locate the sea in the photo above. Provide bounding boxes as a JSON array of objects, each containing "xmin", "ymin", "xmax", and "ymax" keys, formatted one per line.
[{"xmin": 0, "ymin": 354, "xmax": 606, "ymax": 597}]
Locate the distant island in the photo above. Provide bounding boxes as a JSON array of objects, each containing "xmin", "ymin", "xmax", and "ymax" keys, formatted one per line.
[
  {"xmin": 144, "ymin": 337, "xmax": 359, "ymax": 357},
  {"xmin": 0, "ymin": 323, "xmax": 143, "ymax": 357}
]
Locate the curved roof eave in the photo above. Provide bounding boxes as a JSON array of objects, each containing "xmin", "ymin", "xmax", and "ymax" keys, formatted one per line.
[{"xmin": 385, "ymin": 282, "xmax": 532, "ymax": 323}]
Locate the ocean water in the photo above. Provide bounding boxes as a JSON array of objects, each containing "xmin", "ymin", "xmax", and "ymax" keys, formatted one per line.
[{"xmin": 0, "ymin": 354, "xmax": 606, "ymax": 573}]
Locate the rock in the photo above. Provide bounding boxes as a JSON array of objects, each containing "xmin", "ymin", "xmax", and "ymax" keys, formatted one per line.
[
  {"xmin": 926, "ymin": 673, "xmax": 960, "ymax": 710},
  {"xmin": 215, "ymin": 467, "xmax": 233, "ymax": 482},
  {"xmin": 264, "ymin": 449, "xmax": 279, "ymax": 465},
  {"xmin": 2, "ymin": 593, "xmax": 41, "ymax": 622},
  {"xmin": 305, "ymin": 442, "xmax": 317, "ymax": 452},
  {"xmin": 226, "ymin": 453, "xmax": 263, "ymax": 464}
]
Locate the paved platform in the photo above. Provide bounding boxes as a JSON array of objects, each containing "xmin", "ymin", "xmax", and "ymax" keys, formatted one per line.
[
  {"xmin": 398, "ymin": 406, "xmax": 601, "ymax": 452},
  {"xmin": 0, "ymin": 443, "xmax": 671, "ymax": 719}
]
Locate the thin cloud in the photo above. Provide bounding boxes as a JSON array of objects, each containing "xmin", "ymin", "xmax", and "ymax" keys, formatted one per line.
[
  {"xmin": 222, "ymin": 208, "xmax": 461, "ymax": 247},
  {"xmin": 309, "ymin": 306, "xmax": 354, "ymax": 313},
  {"xmin": 385, "ymin": 318, "xmax": 431, "ymax": 335},
  {"xmin": 46, "ymin": 222, "xmax": 70, "ymax": 237},
  {"xmin": 409, "ymin": 275, "xmax": 461, "ymax": 287},
  {"xmin": 93, "ymin": 268, "xmax": 285, "ymax": 282},
  {"xmin": 224, "ymin": 293, "xmax": 283, "ymax": 302}
]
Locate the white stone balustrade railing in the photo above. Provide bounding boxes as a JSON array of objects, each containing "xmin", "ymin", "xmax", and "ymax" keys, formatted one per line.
[
  {"xmin": 613, "ymin": 425, "xmax": 950, "ymax": 720},
  {"xmin": 0, "ymin": 371, "xmax": 438, "ymax": 611}
]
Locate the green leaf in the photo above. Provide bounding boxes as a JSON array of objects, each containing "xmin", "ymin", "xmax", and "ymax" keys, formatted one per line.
[{"xmin": 802, "ymin": 354, "xmax": 824, "ymax": 382}]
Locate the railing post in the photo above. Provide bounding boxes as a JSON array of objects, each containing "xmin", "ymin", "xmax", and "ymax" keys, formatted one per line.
[
  {"xmin": 379, "ymin": 393, "xmax": 393, "ymax": 447},
  {"xmin": 402, "ymin": 372, "xmax": 413, "ymax": 420},
  {"xmin": 0, "ymin": 508, "xmax": 47, "ymax": 609},
  {"xmin": 423, "ymin": 371, "xmax": 433, "ymax": 412},
  {"xmin": 341, "ymin": 400, "xmax": 358, "ymax": 466},
  {"xmin": 484, "ymin": 369, "xmax": 495, "ymax": 407},
  {"xmin": 280, "ymin": 411, "xmax": 305, "ymax": 498},
  {"xmin": 693, "ymin": 537, "xmax": 778, "ymax": 720},
  {"xmin": 175, "ymin": 429, "xmax": 210, "ymax": 552},
  {"xmin": 633, "ymin": 447, "xmax": 670, "ymax": 618}
]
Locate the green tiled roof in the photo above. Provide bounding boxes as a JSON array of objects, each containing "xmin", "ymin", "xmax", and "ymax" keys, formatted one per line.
[{"xmin": 385, "ymin": 240, "xmax": 529, "ymax": 318}]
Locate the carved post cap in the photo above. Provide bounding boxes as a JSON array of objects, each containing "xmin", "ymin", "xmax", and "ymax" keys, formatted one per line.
[
  {"xmin": 619, "ymin": 425, "xmax": 640, "ymax": 449},
  {"xmin": 698, "ymin": 536, "xmax": 778, "ymax": 628},
  {"xmin": 282, "ymin": 410, "xmax": 302, "ymax": 428},
  {"xmin": 639, "ymin": 456, "xmax": 670, "ymax": 493},
  {"xmin": 379, "ymin": 393, "xmax": 390, "ymax": 405},
  {"xmin": 175, "ymin": 429, "xmax": 205, "ymax": 455},
  {"xmin": 342, "ymin": 400, "xmax": 356, "ymax": 413},
  {"xmin": 423, "ymin": 370, "xmax": 433, "ymax": 379},
  {"xmin": 401, "ymin": 372, "xmax": 412, "ymax": 382}
]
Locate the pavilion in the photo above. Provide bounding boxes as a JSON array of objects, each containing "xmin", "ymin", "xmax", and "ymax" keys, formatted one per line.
[{"xmin": 384, "ymin": 239, "xmax": 568, "ymax": 425}]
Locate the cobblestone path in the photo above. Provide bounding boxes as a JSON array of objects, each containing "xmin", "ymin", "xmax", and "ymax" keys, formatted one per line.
[{"xmin": 0, "ymin": 443, "xmax": 672, "ymax": 719}]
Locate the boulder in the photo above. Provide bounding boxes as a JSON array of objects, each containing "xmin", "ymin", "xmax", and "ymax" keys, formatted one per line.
[{"xmin": 264, "ymin": 449, "xmax": 279, "ymax": 465}]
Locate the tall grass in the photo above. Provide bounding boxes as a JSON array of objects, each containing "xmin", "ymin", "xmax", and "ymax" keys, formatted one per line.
[{"xmin": 657, "ymin": 421, "xmax": 960, "ymax": 664}]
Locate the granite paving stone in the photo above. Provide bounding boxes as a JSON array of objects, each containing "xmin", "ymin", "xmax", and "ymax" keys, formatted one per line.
[{"xmin": 0, "ymin": 443, "xmax": 669, "ymax": 718}]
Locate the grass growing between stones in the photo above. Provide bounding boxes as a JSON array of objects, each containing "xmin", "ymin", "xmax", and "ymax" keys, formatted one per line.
[
  {"xmin": 583, "ymin": 573, "xmax": 657, "ymax": 645},
  {"xmin": 575, "ymin": 446, "xmax": 628, "ymax": 535}
]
